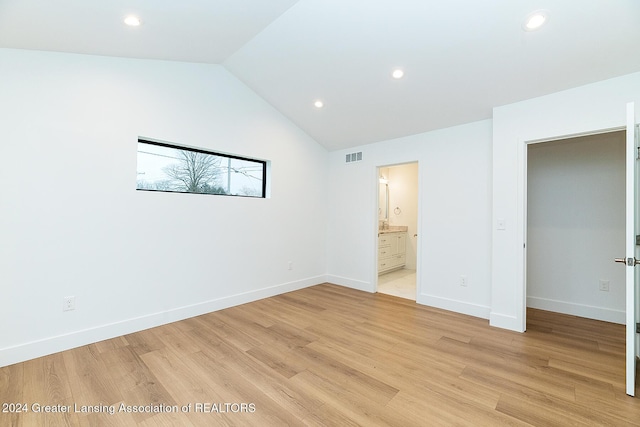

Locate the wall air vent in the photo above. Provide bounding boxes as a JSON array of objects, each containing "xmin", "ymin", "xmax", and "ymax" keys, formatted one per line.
[{"xmin": 345, "ymin": 151, "xmax": 363, "ymax": 163}]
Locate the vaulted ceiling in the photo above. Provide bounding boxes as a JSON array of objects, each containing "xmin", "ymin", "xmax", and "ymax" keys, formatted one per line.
[{"xmin": 2, "ymin": 0, "xmax": 640, "ymax": 151}]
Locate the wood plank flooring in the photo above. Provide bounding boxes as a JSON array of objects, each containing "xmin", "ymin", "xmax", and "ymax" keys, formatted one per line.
[{"xmin": 1, "ymin": 283, "xmax": 639, "ymax": 426}]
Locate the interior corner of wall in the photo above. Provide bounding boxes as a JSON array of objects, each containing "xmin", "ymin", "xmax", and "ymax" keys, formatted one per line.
[{"xmin": 325, "ymin": 275, "xmax": 374, "ymax": 293}]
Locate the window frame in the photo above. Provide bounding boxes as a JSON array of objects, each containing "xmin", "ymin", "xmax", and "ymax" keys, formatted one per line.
[{"xmin": 136, "ymin": 138, "xmax": 268, "ymax": 199}]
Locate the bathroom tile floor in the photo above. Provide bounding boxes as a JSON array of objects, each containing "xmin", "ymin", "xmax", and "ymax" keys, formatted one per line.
[{"xmin": 377, "ymin": 268, "xmax": 416, "ymax": 300}]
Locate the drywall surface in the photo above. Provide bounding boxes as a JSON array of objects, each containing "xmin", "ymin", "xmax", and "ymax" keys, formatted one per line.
[
  {"xmin": 327, "ymin": 120, "xmax": 493, "ymax": 319},
  {"xmin": 0, "ymin": 48, "xmax": 328, "ymax": 366},
  {"xmin": 492, "ymin": 71, "xmax": 640, "ymax": 331}
]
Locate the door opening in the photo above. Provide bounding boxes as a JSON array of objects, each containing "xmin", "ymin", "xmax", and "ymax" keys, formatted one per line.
[
  {"xmin": 376, "ymin": 162, "xmax": 418, "ymax": 300},
  {"xmin": 524, "ymin": 115, "xmax": 638, "ymax": 396},
  {"xmin": 526, "ymin": 131, "xmax": 626, "ymax": 324}
]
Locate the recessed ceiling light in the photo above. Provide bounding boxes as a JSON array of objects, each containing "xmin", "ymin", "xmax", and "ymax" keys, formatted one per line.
[
  {"xmin": 523, "ymin": 10, "xmax": 549, "ymax": 31},
  {"xmin": 392, "ymin": 69, "xmax": 404, "ymax": 79},
  {"xmin": 124, "ymin": 15, "xmax": 141, "ymax": 27},
  {"xmin": 314, "ymin": 100, "xmax": 324, "ymax": 108}
]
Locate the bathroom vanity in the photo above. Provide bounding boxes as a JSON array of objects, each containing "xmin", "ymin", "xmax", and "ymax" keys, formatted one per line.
[{"xmin": 378, "ymin": 227, "xmax": 407, "ymax": 274}]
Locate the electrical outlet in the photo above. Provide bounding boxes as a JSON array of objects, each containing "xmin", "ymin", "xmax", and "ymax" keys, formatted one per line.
[
  {"xmin": 460, "ymin": 275, "xmax": 468, "ymax": 287},
  {"xmin": 599, "ymin": 280, "xmax": 610, "ymax": 292},
  {"xmin": 288, "ymin": 261, "xmax": 293, "ymax": 270},
  {"xmin": 63, "ymin": 296, "xmax": 76, "ymax": 311}
]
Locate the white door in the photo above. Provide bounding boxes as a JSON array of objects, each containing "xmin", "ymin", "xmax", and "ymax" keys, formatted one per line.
[{"xmin": 617, "ymin": 102, "xmax": 639, "ymax": 396}]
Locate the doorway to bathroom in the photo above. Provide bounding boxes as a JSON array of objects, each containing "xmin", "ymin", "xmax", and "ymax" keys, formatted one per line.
[{"xmin": 376, "ymin": 162, "xmax": 418, "ymax": 300}]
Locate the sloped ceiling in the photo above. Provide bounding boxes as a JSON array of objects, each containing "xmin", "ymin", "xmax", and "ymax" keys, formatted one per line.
[{"xmin": 2, "ymin": 0, "xmax": 640, "ymax": 150}]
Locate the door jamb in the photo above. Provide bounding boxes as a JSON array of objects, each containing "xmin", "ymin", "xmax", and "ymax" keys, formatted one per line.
[
  {"xmin": 374, "ymin": 162, "xmax": 420, "ymax": 300},
  {"xmin": 520, "ymin": 126, "xmax": 625, "ymax": 330}
]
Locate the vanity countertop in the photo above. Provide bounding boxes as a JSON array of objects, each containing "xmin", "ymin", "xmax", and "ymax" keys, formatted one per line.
[{"xmin": 378, "ymin": 225, "xmax": 408, "ymax": 234}]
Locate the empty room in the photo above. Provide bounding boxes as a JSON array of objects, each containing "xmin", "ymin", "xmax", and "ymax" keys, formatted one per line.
[{"xmin": 2, "ymin": 1, "xmax": 640, "ymax": 426}]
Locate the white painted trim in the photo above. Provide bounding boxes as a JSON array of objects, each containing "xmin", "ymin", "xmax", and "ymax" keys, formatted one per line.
[
  {"xmin": 518, "ymin": 137, "xmax": 527, "ymax": 332},
  {"xmin": 374, "ymin": 165, "xmax": 384, "ymax": 293},
  {"xmin": 374, "ymin": 161, "xmax": 421, "ymax": 300},
  {"xmin": 527, "ymin": 296, "xmax": 625, "ymax": 325},
  {"xmin": 0, "ymin": 276, "xmax": 325, "ymax": 368},
  {"xmin": 520, "ymin": 126, "xmax": 628, "ymax": 333},
  {"xmin": 326, "ymin": 275, "xmax": 374, "ymax": 293},
  {"xmin": 526, "ymin": 126, "xmax": 625, "ymax": 145},
  {"xmin": 417, "ymin": 294, "xmax": 491, "ymax": 320},
  {"xmin": 489, "ymin": 312, "xmax": 523, "ymax": 332},
  {"xmin": 625, "ymin": 101, "xmax": 637, "ymax": 396}
]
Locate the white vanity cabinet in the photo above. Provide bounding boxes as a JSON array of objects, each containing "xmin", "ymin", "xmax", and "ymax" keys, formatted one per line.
[{"xmin": 378, "ymin": 231, "xmax": 406, "ymax": 273}]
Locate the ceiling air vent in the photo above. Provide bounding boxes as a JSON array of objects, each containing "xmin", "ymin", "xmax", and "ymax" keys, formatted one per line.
[{"xmin": 345, "ymin": 151, "xmax": 363, "ymax": 163}]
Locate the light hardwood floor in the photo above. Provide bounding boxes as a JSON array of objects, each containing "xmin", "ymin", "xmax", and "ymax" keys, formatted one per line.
[{"xmin": 1, "ymin": 283, "xmax": 639, "ymax": 426}]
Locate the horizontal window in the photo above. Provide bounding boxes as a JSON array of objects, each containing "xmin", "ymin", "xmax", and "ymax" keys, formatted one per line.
[{"xmin": 136, "ymin": 139, "xmax": 267, "ymax": 198}]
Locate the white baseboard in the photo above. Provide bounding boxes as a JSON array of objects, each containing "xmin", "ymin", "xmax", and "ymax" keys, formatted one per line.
[
  {"xmin": 325, "ymin": 275, "xmax": 374, "ymax": 293},
  {"xmin": 0, "ymin": 276, "xmax": 325, "ymax": 368},
  {"xmin": 527, "ymin": 296, "xmax": 625, "ymax": 324},
  {"xmin": 417, "ymin": 293, "xmax": 491, "ymax": 320}
]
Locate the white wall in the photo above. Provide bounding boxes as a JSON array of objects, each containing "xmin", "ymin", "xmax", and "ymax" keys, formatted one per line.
[
  {"xmin": 0, "ymin": 48, "xmax": 328, "ymax": 367},
  {"xmin": 386, "ymin": 163, "xmax": 418, "ymax": 270},
  {"xmin": 327, "ymin": 120, "xmax": 493, "ymax": 319},
  {"xmin": 492, "ymin": 72, "xmax": 640, "ymax": 332},
  {"xmin": 527, "ymin": 132, "xmax": 625, "ymax": 323},
  {"xmin": 6, "ymin": 52, "xmax": 638, "ymax": 369}
]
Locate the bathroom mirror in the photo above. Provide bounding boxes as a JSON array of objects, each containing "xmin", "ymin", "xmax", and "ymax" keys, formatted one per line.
[{"xmin": 379, "ymin": 181, "xmax": 389, "ymax": 221}]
